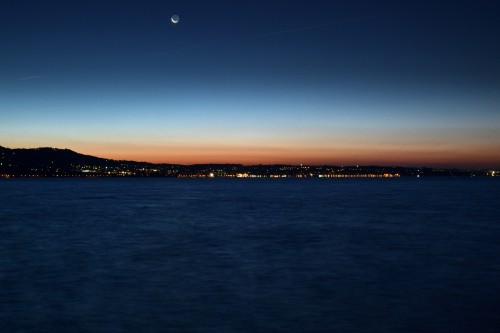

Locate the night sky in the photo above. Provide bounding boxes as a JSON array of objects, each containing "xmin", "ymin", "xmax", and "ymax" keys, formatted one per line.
[{"xmin": 1, "ymin": 0, "xmax": 499, "ymax": 167}]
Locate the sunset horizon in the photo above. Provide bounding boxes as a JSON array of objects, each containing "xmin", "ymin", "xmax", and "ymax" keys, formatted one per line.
[{"xmin": 2, "ymin": 143, "xmax": 499, "ymax": 169}]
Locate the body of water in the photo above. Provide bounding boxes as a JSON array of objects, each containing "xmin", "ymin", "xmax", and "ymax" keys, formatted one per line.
[{"xmin": 1, "ymin": 178, "xmax": 499, "ymax": 332}]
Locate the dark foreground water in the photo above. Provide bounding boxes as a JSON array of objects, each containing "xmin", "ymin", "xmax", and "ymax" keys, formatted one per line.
[{"xmin": 1, "ymin": 178, "xmax": 499, "ymax": 332}]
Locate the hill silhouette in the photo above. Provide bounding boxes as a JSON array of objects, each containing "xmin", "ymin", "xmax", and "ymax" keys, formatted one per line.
[{"xmin": 0, "ymin": 146, "xmax": 165, "ymax": 176}]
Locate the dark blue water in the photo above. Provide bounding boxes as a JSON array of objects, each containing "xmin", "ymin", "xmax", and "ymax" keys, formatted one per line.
[{"xmin": 1, "ymin": 178, "xmax": 499, "ymax": 332}]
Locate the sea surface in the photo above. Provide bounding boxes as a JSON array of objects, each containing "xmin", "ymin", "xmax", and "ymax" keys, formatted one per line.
[{"xmin": 1, "ymin": 178, "xmax": 499, "ymax": 332}]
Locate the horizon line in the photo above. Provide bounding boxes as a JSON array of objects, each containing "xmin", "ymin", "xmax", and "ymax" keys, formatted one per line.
[{"xmin": 1, "ymin": 145, "xmax": 498, "ymax": 171}]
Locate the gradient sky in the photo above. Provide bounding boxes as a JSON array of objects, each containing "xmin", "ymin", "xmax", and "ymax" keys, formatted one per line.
[{"xmin": 1, "ymin": 0, "xmax": 500, "ymax": 167}]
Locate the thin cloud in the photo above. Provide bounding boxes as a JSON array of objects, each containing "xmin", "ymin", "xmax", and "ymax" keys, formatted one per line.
[
  {"xmin": 16, "ymin": 75, "xmax": 44, "ymax": 81},
  {"xmin": 255, "ymin": 15, "xmax": 377, "ymax": 38},
  {"xmin": 168, "ymin": 15, "xmax": 376, "ymax": 54}
]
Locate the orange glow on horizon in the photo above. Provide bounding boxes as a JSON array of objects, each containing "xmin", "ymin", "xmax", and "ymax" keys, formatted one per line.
[
  {"xmin": 3, "ymin": 136, "xmax": 499, "ymax": 168},
  {"xmin": 75, "ymin": 143, "xmax": 500, "ymax": 168}
]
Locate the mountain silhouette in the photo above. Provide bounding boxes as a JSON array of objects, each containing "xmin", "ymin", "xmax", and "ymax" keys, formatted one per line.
[{"xmin": 0, "ymin": 146, "xmax": 164, "ymax": 175}]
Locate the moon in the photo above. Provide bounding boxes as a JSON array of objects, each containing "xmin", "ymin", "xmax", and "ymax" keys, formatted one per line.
[{"xmin": 171, "ymin": 15, "xmax": 179, "ymax": 24}]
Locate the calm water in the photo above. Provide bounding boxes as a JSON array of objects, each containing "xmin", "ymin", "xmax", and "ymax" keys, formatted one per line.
[{"xmin": 1, "ymin": 178, "xmax": 499, "ymax": 332}]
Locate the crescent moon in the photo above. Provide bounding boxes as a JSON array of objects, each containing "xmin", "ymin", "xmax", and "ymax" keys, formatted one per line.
[{"xmin": 171, "ymin": 15, "xmax": 179, "ymax": 24}]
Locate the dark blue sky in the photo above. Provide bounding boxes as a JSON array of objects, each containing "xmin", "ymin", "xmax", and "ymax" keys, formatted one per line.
[{"xmin": 1, "ymin": 0, "xmax": 500, "ymax": 166}]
